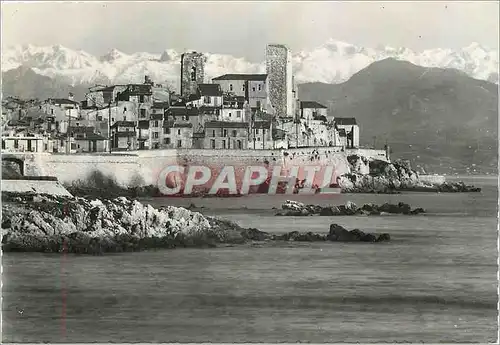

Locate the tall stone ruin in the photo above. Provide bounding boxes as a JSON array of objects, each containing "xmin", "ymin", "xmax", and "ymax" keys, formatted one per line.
[
  {"xmin": 180, "ymin": 52, "xmax": 206, "ymax": 99},
  {"xmin": 266, "ymin": 44, "xmax": 294, "ymax": 118}
]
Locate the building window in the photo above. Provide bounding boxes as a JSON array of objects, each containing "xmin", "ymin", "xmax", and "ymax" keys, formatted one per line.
[
  {"xmin": 1, "ymin": 140, "xmax": 5, "ymax": 149},
  {"xmin": 183, "ymin": 115, "xmax": 189, "ymax": 121},
  {"xmin": 256, "ymin": 100, "xmax": 261, "ymax": 109},
  {"xmin": 237, "ymin": 140, "xmax": 242, "ymax": 149},
  {"xmin": 223, "ymin": 129, "xmax": 227, "ymax": 137},
  {"xmin": 256, "ymin": 129, "xmax": 259, "ymax": 135},
  {"xmin": 140, "ymin": 109, "xmax": 146, "ymax": 118},
  {"xmin": 252, "ymin": 87, "xmax": 256, "ymax": 92},
  {"xmin": 139, "ymin": 95, "xmax": 145, "ymax": 103},
  {"xmin": 51, "ymin": 109, "xmax": 54, "ymax": 115},
  {"xmin": 164, "ymin": 128, "xmax": 170, "ymax": 134},
  {"xmin": 97, "ymin": 115, "xmax": 103, "ymax": 121},
  {"xmin": 14, "ymin": 140, "xmax": 19, "ymax": 149},
  {"xmin": 228, "ymin": 112, "xmax": 231, "ymax": 118},
  {"xmin": 204, "ymin": 96, "xmax": 210, "ymax": 103},
  {"xmin": 164, "ymin": 137, "xmax": 171, "ymax": 144},
  {"xmin": 222, "ymin": 140, "xmax": 226, "ymax": 149},
  {"xmin": 232, "ymin": 130, "xmax": 237, "ymax": 137},
  {"xmin": 124, "ymin": 107, "xmax": 127, "ymax": 112},
  {"xmin": 236, "ymin": 111, "xmax": 241, "ymax": 118},
  {"xmin": 258, "ymin": 84, "xmax": 261, "ymax": 91},
  {"xmin": 212, "ymin": 130, "xmax": 216, "ymax": 137},
  {"xmin": 211, "ymin": 139, "xmax": 215, "ymax": 149},
  {"xmin": 229, "ymin": 84, "xmax": 233, "ymax": 91},
  {"xmin": 154, "ymin": 132, "xmax": 159, "ymax": 139},
  {"xmin": 242, "ymin": 85, "xmax": 245, "ymax": 91},
  {"xmin": 191, "ymin": 67, "xmax": 196, "ymax": 81},
  {"xmin": 177, "ymin": 129, "xmax": 181, "ymax": 135},
  {"xmin": 154, "ymin": 121, "xmax": 159, "ymax": 127},
  {"xmin": 177, "ymin": 140, "xmax": 182, "ymax": 147}
]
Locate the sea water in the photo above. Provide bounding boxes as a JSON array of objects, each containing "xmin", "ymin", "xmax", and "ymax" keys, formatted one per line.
[{"xmin": 2, "ymin": 176, "xmax": 497, "ymax": 342}]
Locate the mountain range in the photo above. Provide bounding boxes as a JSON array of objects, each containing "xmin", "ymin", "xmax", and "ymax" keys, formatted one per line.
[
  {"xmin": 1, "ymin": 40, "xmax": 498, "ymax": 174},
  {"xmin": 298, "ymin": 59, "xmax": 498, "ymax": 175},
  {"xmin": 1, "ymin": 39, "xmax": 498, "ymax": 90}
]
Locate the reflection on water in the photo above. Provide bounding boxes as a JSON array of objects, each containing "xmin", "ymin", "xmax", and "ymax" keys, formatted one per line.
[{"xmin": 2, "ymin": 177, "xmax": 498, "ymax": 342}]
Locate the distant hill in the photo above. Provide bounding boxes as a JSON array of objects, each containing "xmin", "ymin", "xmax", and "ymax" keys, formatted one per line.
[
  {"xmin": 298, "ymin": 58, "xmax": 498, "ymax": 174},
  {"xmin": 1, "ymin": 65, "xmax": 89, "ymax": 101}
]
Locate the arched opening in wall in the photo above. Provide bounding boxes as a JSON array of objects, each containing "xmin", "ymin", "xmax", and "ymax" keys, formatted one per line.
[
  {"xmin": 191, "ymin": 67, "xmax": 197, "ymax": 81},
  {"xmin": 2, "ymin": 157, "xmax": 24, "ymax": 178}
]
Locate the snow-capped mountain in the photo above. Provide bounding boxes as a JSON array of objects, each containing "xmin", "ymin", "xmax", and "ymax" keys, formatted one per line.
[{"xmin": 2, "ymin": 39, "xmax": 498, "ymax": 90}]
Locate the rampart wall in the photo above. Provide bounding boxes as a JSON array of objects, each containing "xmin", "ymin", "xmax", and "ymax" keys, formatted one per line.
[{"xmin": 7, "ymin": 147, "xmax": 389, "ymax": 188}]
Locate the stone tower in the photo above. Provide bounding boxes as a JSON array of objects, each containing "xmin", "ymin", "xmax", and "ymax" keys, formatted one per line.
[
  {"xmin": 266, "ymin": 44, "xmax": 293, "ymax": 118},
  {"xmin": 180, "ymin": 52, "xmax": 206, "ymax": 99}
]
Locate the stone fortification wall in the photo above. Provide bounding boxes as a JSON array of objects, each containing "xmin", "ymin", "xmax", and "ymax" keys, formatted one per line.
[
  {"xmin": 21, "ymin": 152, "xmax": 141, "ymax": 186},
  {"xmin": 346, "ymin": 148, "xmax": 388, "ymax": 162},
  {"xmin": 158, "ymin": 147, "xmax": 352, "ymax": 190},
  {"xmin": 2, "ymin": 179, "xmax": 73, "ymax": 196},
  {"xmin": 14, "ymin": 147, "xmax": 389, "ymax": 189}
]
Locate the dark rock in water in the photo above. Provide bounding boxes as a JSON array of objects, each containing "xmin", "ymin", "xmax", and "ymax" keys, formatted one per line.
[
  {"xmin": 397, "ymin": 202, "xmax": 411, "ymax": 215},
  {"xmin": 327, "ymin": 224, "xmax": 354, "ymax": 241},
  {"xmin": 327, "ymin": 223, "xmax": 390, "ymax": 243},
  {"xmin": 276, "ymin": 231, "xmax": 298, "ymax": 241},
  {"xmin": 361, "ymin": 203, "xmax": 376, "ymax": 212},
  {"xmin": 275, "ymin": 210, "xmax": 309, "ymax": 216},
  {"xmin": 361, "ymin": 233, "xmax": 377, "ymax": 242},
  {"xmin": 437, "ymin": 181, "xmax": 481, "ymax": 193},
  {"xmin": 410, "ymin": 207, "xmax": 425, "ymax": 215},
  {"xmin": 376, "ymin": 233, "xmax": 391, "ymax": 242},
  {"xmin": 319, "ymin": 206, "xmax": 340, "ymax": 216},
  {"xmin": 275, "ymin": 231, "xmax": 326, "ymax": 242},
  {"xmin": 378, "ymin": 202, "xmax": 412, "ymax": 215},
  {"xmin": 279, "ymin": 200, "xmax": 425, "ymax": 217},
  {"xmin": 241, "ymin": 228, "xmax": 271, "ymax": 241}
]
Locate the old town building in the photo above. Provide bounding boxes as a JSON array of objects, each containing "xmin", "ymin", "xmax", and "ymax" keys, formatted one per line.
[{"xmin": 204, "ymin": 121, "xmax": 249, "ymax": 150}]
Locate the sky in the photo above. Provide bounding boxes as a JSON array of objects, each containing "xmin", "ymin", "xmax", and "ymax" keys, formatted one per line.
[{"xmin": 1, "ymin": 1, "xmax": 499, "ymax": 61}]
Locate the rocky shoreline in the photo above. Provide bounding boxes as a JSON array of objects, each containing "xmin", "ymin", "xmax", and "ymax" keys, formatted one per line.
[
  {"xmin": 1, "ymin": 193, "xmax": 391, "ymax": 254},
  {"xmin": 337, "ymin": 156, "xmax": 481, "ymax": 194},
  {"xmin": 275, "ymin": 200, "xmax": 425, "ymax": 216}
]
